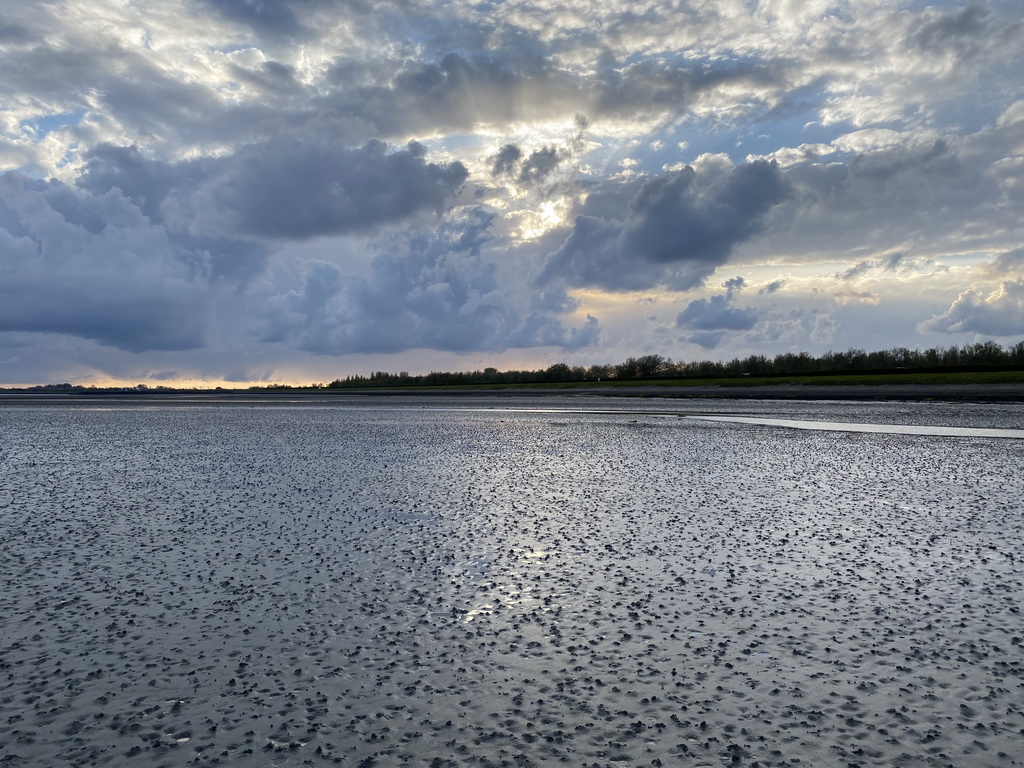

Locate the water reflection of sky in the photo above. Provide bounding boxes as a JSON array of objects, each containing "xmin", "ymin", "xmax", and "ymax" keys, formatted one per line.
[{"xmin": 686, "ymin": 415, "xmax": 1024, "ymax": 439}]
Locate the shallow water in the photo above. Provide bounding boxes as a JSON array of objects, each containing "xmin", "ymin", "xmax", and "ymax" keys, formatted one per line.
[
  {"xmin": 1, "ymin": 398, "xmax": 1022, "ymax": 767},
  {"xmin": 686, "ymin": 414, "xmax": 1024, "ymax": 438}
]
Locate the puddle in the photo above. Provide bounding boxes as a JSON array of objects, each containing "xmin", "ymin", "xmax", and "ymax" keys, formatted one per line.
[{"xmin": 688, "ymin": 415, "xmax": 1024, "ymax": 439}]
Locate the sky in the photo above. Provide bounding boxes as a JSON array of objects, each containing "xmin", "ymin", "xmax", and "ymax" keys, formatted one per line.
[{"xmin": 1, "ymin": 0, "xmax": 1023, "ymax": 386}]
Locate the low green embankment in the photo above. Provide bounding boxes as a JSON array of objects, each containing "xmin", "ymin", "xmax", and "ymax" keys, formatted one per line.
[{"xmin": 338, "ymin": 369, "xmax": 1024, "ymax": 392}]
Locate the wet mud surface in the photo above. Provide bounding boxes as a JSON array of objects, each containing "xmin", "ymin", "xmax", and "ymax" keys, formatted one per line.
[{"xmin": 1, "ymin": 399, "xmax": 1022, "ymax": 767}]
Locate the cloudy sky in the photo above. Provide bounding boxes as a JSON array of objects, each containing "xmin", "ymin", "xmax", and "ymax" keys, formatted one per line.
[{"xmin": 1, "ymin": 0, "xmax": 1023, "ymax": 386}]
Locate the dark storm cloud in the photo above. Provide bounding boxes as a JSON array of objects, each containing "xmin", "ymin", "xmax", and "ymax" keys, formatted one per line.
[
  {"xmin": 70, "ymin": 134, "xmax": 585, "ymax": 360},
  {"xmin": 79, "ymin": 144, "xmax": 176, "ymax": 223},
  {"xmin": 676, "ymin": 276, "xmax": 759, "ymax": 349},
  {"xmin": 491, "ymin": 144, "xmax": 523, "ymax": 178},
  {"xmin": 0, "ymin": 174, "xmax": 212, "ymax": 352},
  {"xmin": 260, "ymin": 207, "xmax": 599, "ymax": 355},
  {"xmin": 677, "ymin": 295, "xmax": 758, "ymax": 333},
  {"xmin": 79, "ymin": 144, "xmax": 270, "ymax": 281},
  {"xmin": 620, "ymin": 162, "xmax": 789, "ymax": 267},
  {"xmin": 491, "ymin": 143, "xmax": 566, "ymax": 186},
  {"xmin": 5, "ymin": 130, "xmax": 469, "ymax": 357},
  {"xmin": 81, "ymin": 139, "xmax": 468, "ymax": 242},
  {"xmin": 193, "ymin": 139, "xmax": 468, "ymax": 239},
  {"xmin": 540, "ymin": 160, "xmax": 790, "ymax": 291},
  {"xmin": 518, "ymin": 147, "xmax": 564, "ymax": 185},
  {"xmin": 540, "ymin": 215, "xmax": 634, "ymax": 288}
]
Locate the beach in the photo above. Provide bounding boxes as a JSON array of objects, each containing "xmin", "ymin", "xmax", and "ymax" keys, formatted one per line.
[{"xmin": 1, "ymin": 397, "xmax": 1022, "ymax": 767}]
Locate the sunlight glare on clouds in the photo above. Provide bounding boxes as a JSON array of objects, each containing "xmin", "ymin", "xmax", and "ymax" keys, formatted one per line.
[{"xmin": 509, "ymin": 198, "xmax": 570, "ymax": 241}]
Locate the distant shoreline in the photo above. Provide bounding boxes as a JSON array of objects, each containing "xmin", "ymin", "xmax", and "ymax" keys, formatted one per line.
[
  {"xmin": 3, "ymin": 381, "xmax": 1024, "ymax": 404},
  {"xmin": 501, "ymin": 382, "xmax": 1024, "ymax": 402}
]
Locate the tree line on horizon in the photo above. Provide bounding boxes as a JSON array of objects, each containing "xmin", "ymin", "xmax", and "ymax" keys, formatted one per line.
[
  {"xmin": 316, "ymin": 340, "xmax": 1024, "ymax": 389},
  {"xmin": 14, "ymin": 340, "xmax": 1023, "ymax": 392}
]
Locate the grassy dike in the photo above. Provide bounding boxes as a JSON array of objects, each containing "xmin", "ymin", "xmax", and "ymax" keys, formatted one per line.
[
  {"xmin": 344, "ymin": 369, "xmax": 1024, "ymax": 391},
  {"xmin": 580, "ymin": 369, "xmax": 1024, "ymax": 388}
]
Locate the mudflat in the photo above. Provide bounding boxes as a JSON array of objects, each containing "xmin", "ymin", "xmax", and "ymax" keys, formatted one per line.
[{"xmin": 1, "ymin": 399, "xmax": 1022, "ymax": 767}]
